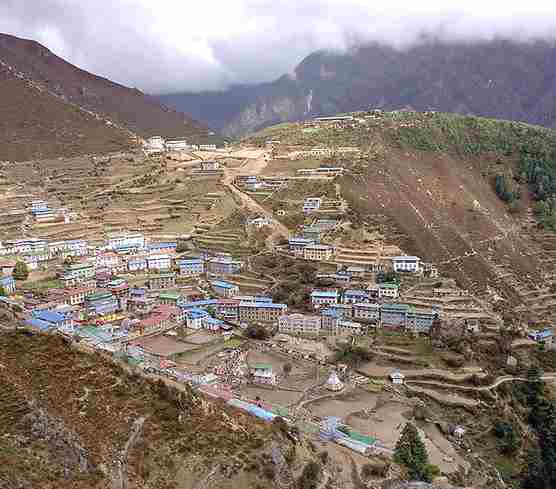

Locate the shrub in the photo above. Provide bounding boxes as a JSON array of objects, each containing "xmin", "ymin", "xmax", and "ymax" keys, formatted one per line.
[{"xmin": 297, "ymin": 462, "xmax": 321, "ymax": 489}]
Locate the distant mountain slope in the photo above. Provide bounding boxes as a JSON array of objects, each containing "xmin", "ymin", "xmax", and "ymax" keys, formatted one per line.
[
  {"xmin": 0, "ymin": 33, "xmax": 209, "ymax": 140},
  {"xmin": 0, "ymin": 61, "xmax": 133, "ymax": 161},
  {"xmin": 247, "ymin": 111, "xmax": 556, "ymax": 318},
  {"xmin": 160, "ymin": 39, "xmax": 556, "ymax": 137}
]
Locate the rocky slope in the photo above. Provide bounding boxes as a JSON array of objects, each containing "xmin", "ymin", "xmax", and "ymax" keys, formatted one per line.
[
  {"xmin": 161, "ymin": 39, "xmax": 556, "ymax": 137},
  {"xmin": 0, "ymin": 33, "xmax": 210, "ymax": 146}
]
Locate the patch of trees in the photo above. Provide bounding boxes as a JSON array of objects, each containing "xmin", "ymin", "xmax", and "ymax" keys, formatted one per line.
[
  {"xmin": 520, "ymin": 140, "xmax": 556, "ymax": 229},
  {"xmin": 334, "ymin": 343, "xmax": 373, "ymax": 367},
  {"xmin": 394, "ymin": 423, "xmax": 439, "ymax": 482},
  {"xmin": 493, "ymin": 419, "xmax": 519, "ymax": 455},
  {"xmin": 494, "ymin": 173, "xmax": 520, "ymax": 204},
  {"xmin": 13, "ymin": 261, "xmax": 29, "ymax": 281},
  {"xmin": 376, "ymin": 271, "xmax": 399, "ymax": 284},
  {"xmin": 297, "ymin": 461, "xmax": 321, "ymax": 489},
  {"xmin": 246, "ymin": 324, "xmax": 269, "ymax": 340},
  {"xmin": 518, "ymin": 368, "xmax": 556, "ymax": 489}
]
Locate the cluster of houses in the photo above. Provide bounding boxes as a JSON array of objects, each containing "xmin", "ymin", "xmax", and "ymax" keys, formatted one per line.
[
  {"xmin": 143, "ymin": 136, "xmax": 218, "ymax": 155},
  {"xmin": 277, "ymin": 284, "xmax": 438, "ymax": 336},
  {"xmin": 29, "ymin": 200, "xmax": 71, "ymax": 224}
]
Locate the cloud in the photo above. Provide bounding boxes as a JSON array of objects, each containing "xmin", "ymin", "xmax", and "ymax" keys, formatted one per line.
[{"xmin": 1, "ymin": 0, "xmax": 556, "ymax": 93}]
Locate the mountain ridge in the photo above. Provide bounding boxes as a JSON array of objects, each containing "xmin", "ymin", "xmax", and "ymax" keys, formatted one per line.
[
  {"xmin": 160, "ymin": 39, "xmax": 556, "ymax": 137},
  {"xmin": 0, "ymin": 33, "xmax": 212, "ymax": 161}
]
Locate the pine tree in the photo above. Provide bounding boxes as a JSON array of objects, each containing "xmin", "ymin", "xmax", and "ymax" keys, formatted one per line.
[
  {"xmin": 12, "ymin": 261, "xmax": 29, "ymax": 281},
  {"xmin": 394, "ymin": 423, "xmax": 431, "ymax": 482}
]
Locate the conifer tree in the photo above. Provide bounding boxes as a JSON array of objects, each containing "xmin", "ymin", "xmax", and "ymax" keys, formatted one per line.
[
  {"xmin": 12, "ymin": 261, "xmax": 29, "ymax": 281},
  {"xmin": 394, "ymin": 423, "xmax": 431, "ymax": 482}
]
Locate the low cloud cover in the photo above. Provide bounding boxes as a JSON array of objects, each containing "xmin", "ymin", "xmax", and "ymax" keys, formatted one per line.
[{"xmin": 2, "ymin": 0, "xmax": 556, "ymax": 94}]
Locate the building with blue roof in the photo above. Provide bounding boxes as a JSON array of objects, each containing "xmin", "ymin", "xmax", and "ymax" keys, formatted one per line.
[
  {"xmin": 186, "ymin": 308, "xmax": 209, "ymax": 329},
  {"xmin": 25, "ymin": 318, "xmax": 54, "ymax": 332},
  {"xmin": 288, "ymin": 237, "xmax": 315, "ymax": 254},
  {"xmin": 148, "ymin": 242, "xmax": 177, "ymax": 253},
  {"xmin": 311, "ymin": 289, "xmax": 339, "ymax": 308},
  {"xmin": 528, "ymin": 328, "xmax": 554, "ymax": 345},
  {"xmin": 211, "ymin": 280, "xmax": 240, "ymax": 297},
  {"xmin": 343, "ymin": 289, "xmax": 370, "ymax": 304},
  {"xmin": 179, "ymin": 299, "xmax": 219, "ymax": 310},
  {"xmin": 0, "ymin": 276, "xmax": 16, "ymax": 295},
  {"xmin": 238, "ymin": 301, "xmax": 287, "ymax": 324},
  {"xmin": 178, "ymin": 257, "xmax": 204, "ymax": 277},
  {"xmin": 32, "ymin": 309, "xmax": 73, "ymax": 331},
  {"xmin": 202, "ymin": 315, "xmax": 224, "ymax": 331}
]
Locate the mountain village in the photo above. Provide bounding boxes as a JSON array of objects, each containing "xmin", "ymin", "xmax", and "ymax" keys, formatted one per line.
[{"xmin": 2, "ymin": 111, "xmax": 556, "ymax": 484}]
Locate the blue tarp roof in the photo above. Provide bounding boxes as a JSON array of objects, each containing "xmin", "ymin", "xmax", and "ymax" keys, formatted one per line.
[
  {"xmin": 187, "ymin": 308, "xmax": 209, "ymax": 318},
  {"xmin": 33, "ymin": 309, "xmax": 66, "ymax": 323},
  {"xmin": 212, "ymin": 280, "xmax": 236, "ymax": 289},
  {"xmin": 180, "ymin": 299, "xmax": 218, "ymax": 309},
  {"xmin": 25, "ymin": 318, "xmax": 53, "ymax": 331}
]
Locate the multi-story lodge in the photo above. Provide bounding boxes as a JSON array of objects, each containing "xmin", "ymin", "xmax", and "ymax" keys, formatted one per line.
[
  {"xmin": 303, "ymin": 244, "xmax": 334, "ymax": 261},
  {"xmin": 311, "ymin": 289, "xmax": 339, "ymax": 308},
  {"xmin": 278, "ymin": 313, "xmax": 322, "ymax": 335},
  {"xmin": 178, "ymin": 257, "xmax": 204, "ymax": 277},
  {"xmin": 211, "ymin": 280, "xmax": 240, "ymax": 297},
  {"xmin": 238, "ymin": 301, "xmax": 287, "ymax": 324},
  {"xmin": 392, "ymin": 256, "xmax": 421, "ymax": 273},
  {"xmin": 146, "ymin": 254, "xmax": 172, "ymax": 270},
  {"xmin": 148, "ymin": 273, "xmax": 176, "ymax": 290}
]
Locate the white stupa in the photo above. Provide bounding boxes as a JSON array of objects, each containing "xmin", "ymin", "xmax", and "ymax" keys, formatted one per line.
[{"xmin": 326, "ymin": 371, "xmax": 344, "ymax": 392}]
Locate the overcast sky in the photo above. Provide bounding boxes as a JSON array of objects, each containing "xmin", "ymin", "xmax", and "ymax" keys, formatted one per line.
[{"xmin": 2, "ymin": 0, "xmax": 556, "ymax": 94}]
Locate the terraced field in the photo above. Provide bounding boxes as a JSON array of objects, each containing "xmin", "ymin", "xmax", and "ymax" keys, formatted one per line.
[{"xmin": 0, "ymin": 152, "xmax": 241, "ymax": 241}]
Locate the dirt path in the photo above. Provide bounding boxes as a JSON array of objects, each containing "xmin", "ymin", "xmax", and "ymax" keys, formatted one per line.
[
  {"xmin": 407, "ymin": 373, "xmax": 556, "ymax": 392},
  {"xmin": 222, "ymin": 154, "xmax": 290, "ymax": 247}
]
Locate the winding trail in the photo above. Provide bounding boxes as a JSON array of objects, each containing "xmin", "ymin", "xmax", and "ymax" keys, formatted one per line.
[{"xmin": 407, "ymin": 373, "xmax": 556, "ymax": 392}]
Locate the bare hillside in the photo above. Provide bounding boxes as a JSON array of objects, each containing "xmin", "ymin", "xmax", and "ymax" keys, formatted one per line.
[
  {"xmin": 0, "ymin": 33, "xmax": 211, "ymax": 141},
  {"xmin": 0, "ymin": 62, "xmax": 133, "ymax": 161}
]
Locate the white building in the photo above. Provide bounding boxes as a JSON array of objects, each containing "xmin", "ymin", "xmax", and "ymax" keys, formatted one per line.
[
  {"xmin": 249, "ymin": 363, "xmax": 277, "ymax": 385},
  {"xmin": 377, "ymin": 283, "xmax": 399, "ymax": 299},
  {"xmin": 107, "ymin": 232, "xmax": 145, "ymax": 251},
  {"xmin": 278, "ymin": 313, "xmax": 322, "ymax": 335},
  {"xmin": 311, "ymin": 290, "xmax": 339, "ymax": 308},
  {"xmin": 392, "ymin": 256, "xmax": 421, "ymax": 273},
  {"xmin": 199, "ymin": 144, "xmax": 217, "ymax": 151},
  {"xmin": 303, "ymin": 244, "xmax": 334, "ymax": 261},
  {"xmin": 144, "ymin": 136, "xmax": 166, "ymax": 154},
  {"xmin": 200, "ymin": 160, "xmax": 219, "ymax": 171},
  {"xmin": 146, "ymin": 254, "xmax": 172, "ymax": 270},
  {"xmin": 303, "ymin": 197, "xmax": 322, "ymax": 213},
  {"xmin": 337, "ymin": 319, "xmax": 365, "ymax": 336},
  {"xmin": 29, "ymin": 200, "xmax": 48, "ymax": 212},
  {"xmin": 326, "ymin": 371, "xmax": 344, "ymax": 392},
  {"xmin": 247, "ymin": 216, "xmax": 273, "ymax": 228},
  {"xmin": 389, "ymin": 370, "xmax": 405, "ymax": 385},
  {"xmin": 165, "ymin": 139, "xmax": 189, "ymax": 151},
  {"xmin": 352, "ymin": 303, "xmax": 380, "ymax": 322}
]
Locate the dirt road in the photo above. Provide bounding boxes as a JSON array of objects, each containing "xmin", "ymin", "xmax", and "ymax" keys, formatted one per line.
[{"xmin": 222, "ymin": 153, "xmax": 290, "ymax": 247}]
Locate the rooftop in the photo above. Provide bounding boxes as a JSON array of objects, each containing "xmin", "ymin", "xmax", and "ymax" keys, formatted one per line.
[
  {"xmin": 212, "ymin": 280, "xmax": 237, "ymax": 289},
  {"xmin": 311, "ymin": 290, "xmax": 338, "ymax": 298},
  {"xmin": 33, "ymin": 309, "xmax": 67, "ymax": 323}
]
